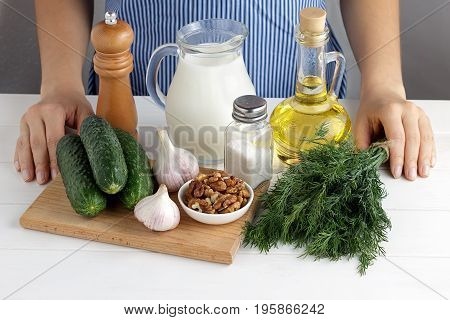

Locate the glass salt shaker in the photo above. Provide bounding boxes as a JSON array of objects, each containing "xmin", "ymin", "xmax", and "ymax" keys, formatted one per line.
[{"xmin": 225, "ymin": 95, "xmax": 273, "ymax": 189}]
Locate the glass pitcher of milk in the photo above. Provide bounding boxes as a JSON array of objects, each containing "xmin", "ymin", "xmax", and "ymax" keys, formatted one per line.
[{"xmin": 146, "ymin": 19, "xmax": 255, "ymax": 164}]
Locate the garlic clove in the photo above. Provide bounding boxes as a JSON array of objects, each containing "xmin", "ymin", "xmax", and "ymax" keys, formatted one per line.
[
  {"xmin": 156, "ymin": 169, "xmax": 185, "ymax": 193},
  {"xmin": 154, "ymin": 129, "xmax": 199, "ymax": 192},
  {"xmin": 178, "ymin": 150, "xmax": 199, "ymax": 181},
  {"xmin": 134, "ymin": 183, "xmax": 167, "ymax": 212},
  {"xmin": 134, "ymin": 184, "xmax": 180, "ymax": 232}
]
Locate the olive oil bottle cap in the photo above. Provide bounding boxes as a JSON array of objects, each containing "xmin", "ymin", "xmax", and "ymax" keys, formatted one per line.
[
  {"xmin": 299, "ymin": 7, "xmax": 326, "ymax": 33},
  {"xmin": 232, "ymin": 95, "xmax": 267, "ymax": 123}
]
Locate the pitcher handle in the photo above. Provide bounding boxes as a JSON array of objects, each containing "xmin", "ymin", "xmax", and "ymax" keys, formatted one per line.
[
  {"xmin": 146, "ymin": 43, "xmax": 178, "ymax": 108},
  {"xmin": 325, "ymin": 51, "xmax": 346, "ymax": 98}
]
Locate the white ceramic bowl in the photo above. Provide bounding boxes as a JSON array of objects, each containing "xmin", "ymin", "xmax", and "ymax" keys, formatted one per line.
[{"xmin": 178, "ymin": 180, "xmax": 254, "ymax": 225}]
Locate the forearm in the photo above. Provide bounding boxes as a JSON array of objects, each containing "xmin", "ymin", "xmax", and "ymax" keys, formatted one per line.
[
  {"xmin": 35, "ymin": 0, "xmax": 93, "ymax": 96},
  {"xmin": 340, "ymin": 0, "xmax": 404, "ymax": 96}
]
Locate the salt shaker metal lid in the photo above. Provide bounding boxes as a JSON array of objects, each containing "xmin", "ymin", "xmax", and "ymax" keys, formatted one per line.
[{"xmin": 232, "ymin": 95, "xmax": 267, "ymax": 123}]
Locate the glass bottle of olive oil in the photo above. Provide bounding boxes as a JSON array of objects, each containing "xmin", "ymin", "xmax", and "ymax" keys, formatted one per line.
[{"xmin": 270, "ymin": 8, "xmax": 351, "ymax": 165}]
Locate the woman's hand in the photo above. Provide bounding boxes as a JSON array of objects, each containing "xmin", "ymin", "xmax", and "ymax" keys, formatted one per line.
[
  {"xmin": 14, "ymin": 90, "xmax": 93, "ymax": 184},
  {"xmin": 355, "ymin": 84, "xmax": 436, "ymax": 180}
]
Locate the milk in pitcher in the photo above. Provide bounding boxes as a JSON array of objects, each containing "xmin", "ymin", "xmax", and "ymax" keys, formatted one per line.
[
  {"xmin": 166, "ymin": 52, "xmax": 255, "ymax": 164},
  {"xmin": 146, "ymin": 19, "xmax": 255, "ymax": 164}
]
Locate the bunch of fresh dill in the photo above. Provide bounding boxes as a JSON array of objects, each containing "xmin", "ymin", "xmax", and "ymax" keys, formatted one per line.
[{"xmin": 243, "ymin": 129, "xmax": 392, "ymax": 274}]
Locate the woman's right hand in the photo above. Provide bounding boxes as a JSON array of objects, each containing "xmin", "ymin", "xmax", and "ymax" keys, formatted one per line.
[{"xmin": 14, "ymin": 90, "xmax": 94, "ymax": 184}]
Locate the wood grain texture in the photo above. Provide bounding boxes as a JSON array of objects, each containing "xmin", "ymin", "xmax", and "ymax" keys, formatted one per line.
[
  {"xmin": 19, "ymin": 168, "xmax": 269, "ymax": 264},
  {"xmin": 92, "ymin": 18, "xmax": 137, "ymax": 136}
]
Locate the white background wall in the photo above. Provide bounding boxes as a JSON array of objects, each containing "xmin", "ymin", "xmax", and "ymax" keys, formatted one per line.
[{"xmin": 0, "ymin": 0, "xmax": 449, "ymax": 99}]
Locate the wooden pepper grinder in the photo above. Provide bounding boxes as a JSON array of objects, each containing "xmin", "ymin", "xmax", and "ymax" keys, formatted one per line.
[{"xmin": 91, "ymin": 11, "xmax": 138, "ymax": 137}]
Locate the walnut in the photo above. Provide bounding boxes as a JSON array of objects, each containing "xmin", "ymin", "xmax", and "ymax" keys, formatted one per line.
[
  {"xmin": 208, "ymin": 176, "xmax": 219, "ymax": 183},
  {"xmin": 214, "ymin": 171, "xmax": 228, "ymax": 178},
  {"xmin": 184, "ymin": 170, "xmax": 250, "ymax": 214},
  {"xmin": 192, "ymin": 181, "xmax": 205, "ymax": 198},
  {"xmin": 204, "ymin": 186, "xmax": 215, "ymax": 197},
  {"xmin": 239, "ymin": 188, "xmax": 250, "ymax": 199},
  {"xmin": 209, "ymin": 180, "xmax": 227, "ymax": 192},
  {"xmin": 213, "ymin": 194, "xmax": 229, "ymax": 210},
  {"xmin": 185, "ymin": 180, "xmax": 196, "ymax": 202},
  {"xmin": 210, "ymin": 192, "xmax": 220, "ymax": 204},
  {"xmin": 226, "ymin": 186, "xmax": 238, "ymax": 194},
  {"xmin": 188, "ymin": 198, "xmax": 215, "ymax": 214},
  {"xmin": 222, "ymin": 195, "xmax": 238, "ymax": 208},
  {"xmin": 220, "ymin": 201, "xmax": 241, "ymax": 213},
  {"xmin": 213, "ymin": 194, "xmax": 238, "ymax": 210},
  {"xmin": 225, "ymin": 177, "xmax": 237, "ymax": 187},
  {"xmin": 204, "ymin": 187, "xmax": 221, "ymax": 204},
  {"xmin": 195, "ymin": 173, "xmax": 209, "ymax": 182}
]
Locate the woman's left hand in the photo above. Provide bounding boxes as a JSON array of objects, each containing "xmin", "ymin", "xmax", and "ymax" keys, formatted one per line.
[{"xmin": 354, "ymin": 84, "xmax": 436, "ymax": 180}]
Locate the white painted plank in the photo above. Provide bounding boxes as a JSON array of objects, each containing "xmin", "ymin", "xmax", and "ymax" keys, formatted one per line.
[
  {"xmin": 0, "ymin": 164, "xmax": 44, "ymax": 204},
  {"xmin": 388, "ymin": 257, "xmax": 450, "ymax": 299},
  {"xmin": 0, "ymin": 125, "xmax": 18, "ymax": 163},
  {"xmin": 0, "ymin": 95, "xmax": 448, "ymax": 168},
  {"xmin": 1, "ymin": 170, "xmax": 449, "ymax": 256},
  {"xmin": 0, "ymin": 95, "xmax": 165, "ymax": 126},
  {"xmin": 2, "ymin": 249, "xmax": 440, "ymax": 300},
  {"xmin": 1, "ymin": 95, "xmax": 449, "ymax": 133},
  {"xmin": 433, "ymin": 134, "xmax": 450, "ymax": 170},
  {"xmin": 4, "ymin": 206, "xmax": 450, "ymax": 280},
  {"xmin": 2, "ymin": 129, "xmax": 448, "ymax": 171},
  {"xmin": 0, "ymin": 126, "xmax": 164, "ymax": 164},
  {"xmin": 413, "ymin": 100, "xmax": 450, "ymax": 135},
  {"xmin": 381, "ymin": 168, "xmax": 450, "ymax": 211},
  {"xmin": 386, "ymin": 211, "xmax": 450, "ymax": 257},
  {"xmin": 0, "ymin": 94, "xmax": 39, "ymax": 126},
  {"xmin": 0, "ymin": 95, "xmax": 165, "ymax": 127},
  {"xmin": 134, "ymin": 96, "xmax": 166, "ymax": 126},
  {"xmin": 0, "ymin": 250, "xmax": 71, "ymax": 299},
  {"xmin": 4, "ymin": 202, "xmax": 450, "ymax": 259},
  {"xmin": 3, "ymin": 133, "xmax": 448, "ymax": 172}
]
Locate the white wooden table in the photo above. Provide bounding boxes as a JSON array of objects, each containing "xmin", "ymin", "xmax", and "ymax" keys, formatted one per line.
[{"xmin": 1, "ymin": 94, "xmax": 449, "ymax": 300}]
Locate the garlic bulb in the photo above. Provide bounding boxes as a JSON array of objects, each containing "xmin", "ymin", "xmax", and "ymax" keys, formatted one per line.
[
  {"xmin": 134, "ymin": 184, "xmax": 180, "ymax": 231},
  {"xmin": 154, "ymin": 129, "xmax": 199, "ymax": 192}
]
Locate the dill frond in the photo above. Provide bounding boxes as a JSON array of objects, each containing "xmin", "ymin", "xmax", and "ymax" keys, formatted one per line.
[{"xmin": 243, "ymin": 135, "xmax": 391, "ymax": 275}]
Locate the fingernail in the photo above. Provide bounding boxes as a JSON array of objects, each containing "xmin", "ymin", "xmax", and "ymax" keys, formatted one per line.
[
  {"xmin": 36, "ymin": 171, "xmax": 46, "ymax": 184},
  {"xmin": 14, "ymin": 161, "xmax": 20, "ymax": 171},
  {"xmin": 22, "ymin": 169, "xmax": 31, "ymax": 181},
  {"xmin": 431, "ymin": 156, "xmax": 436, "ymax": 168},
  {"xmin": 407, "ymin": 167, "xmax": 417, "ymax": 180},
  {"xmin": 422, "ymin": 164, "xmax": 430, "ymax": 177},
  {"xmin": 51, "ymin": 168, "xmax": 58, "ymax": 179},
  {"xmin": 393, "ymin": 165, "xmax": 402, "ymax": 179}
]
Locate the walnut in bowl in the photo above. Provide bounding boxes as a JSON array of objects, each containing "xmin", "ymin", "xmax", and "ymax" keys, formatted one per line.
[
  {"xmin": 178, "ymin": 171, "xmax": 254, "ymax": 225},
  {"xmin": 185, "ymin": 171, "xmax": 251, "ymax": 214}
]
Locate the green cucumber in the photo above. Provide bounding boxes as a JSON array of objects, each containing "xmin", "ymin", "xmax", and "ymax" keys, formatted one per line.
[
  {"xmin": 80, "ymin": 115, "xmax": 128, "ymax": 194},
  {"xmin": 56, "ymin": 134, "xmax": 106, "ymax": 216},
  {"xmin": 114, "ymin": 128, "xmax": 154, "ymax": 209}
]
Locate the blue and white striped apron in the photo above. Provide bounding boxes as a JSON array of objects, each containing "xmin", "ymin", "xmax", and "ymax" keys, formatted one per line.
[{"xmin": 89, "ymin": 0, "xmax": 346, "ymax": 99}]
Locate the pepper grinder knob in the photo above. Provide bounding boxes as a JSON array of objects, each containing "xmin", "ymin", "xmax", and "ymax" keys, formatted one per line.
[
  {"xmin": 105, "ymin": 11, "xmax": 117, "ymax": 25},
  {"xmin": 91, "ymin": 11, "xmax": 134, "ymax": 55}
]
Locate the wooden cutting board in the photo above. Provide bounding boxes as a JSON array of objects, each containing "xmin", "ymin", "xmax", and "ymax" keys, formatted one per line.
[{"xmin": 20, "ymin": 168, "xmax": 269, "ymax": 264}]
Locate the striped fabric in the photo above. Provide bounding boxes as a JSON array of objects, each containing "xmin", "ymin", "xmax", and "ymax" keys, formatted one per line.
[{"xmin": 89, "ymin": 0, "xmax": 346, "ymax": 99}]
